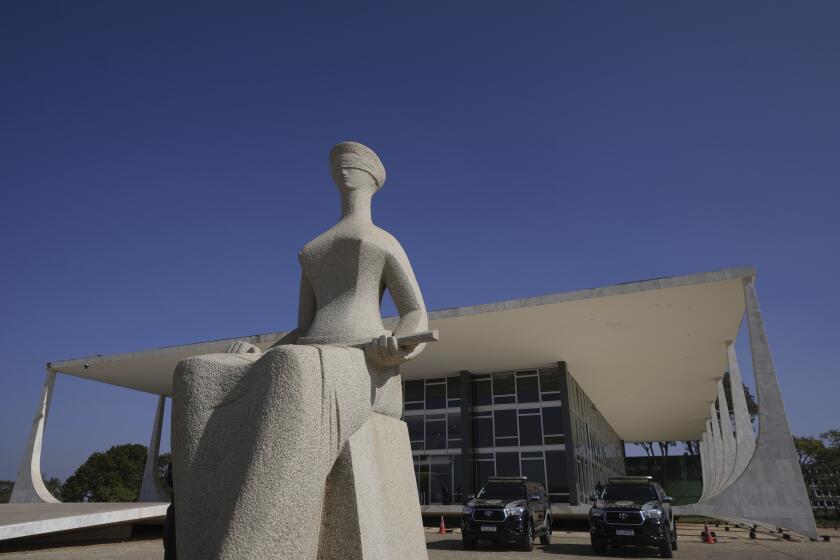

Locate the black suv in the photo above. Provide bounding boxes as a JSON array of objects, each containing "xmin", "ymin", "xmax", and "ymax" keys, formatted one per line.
[
  {"xmin": 461, "ymin": 476, "xmax": 551, "ymax": 551},
  {"xmin": 589, "ymin": 476, "xmax": 677, "ymax": 558}
]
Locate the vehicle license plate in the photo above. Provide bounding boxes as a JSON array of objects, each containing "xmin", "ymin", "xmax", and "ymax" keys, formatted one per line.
[
  {"xmin": 615, "ymin": 529, "xmax": 634, "ymax": 536},
  {"xmin": 480, "ymin": 525, "xmax": 497, "ymax": 532}
]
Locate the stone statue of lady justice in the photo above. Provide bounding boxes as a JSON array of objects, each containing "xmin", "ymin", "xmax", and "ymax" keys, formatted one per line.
[{"xmin": 171, "ymin": 142, "xmax": 432, "ymax": 559}]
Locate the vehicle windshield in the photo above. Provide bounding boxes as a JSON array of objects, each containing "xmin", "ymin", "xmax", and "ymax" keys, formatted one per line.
[
  {"xmin": 477, "ymin": 483, "xmax": 526, "ymax": 500},
  {"xmin": 600, "ymin": 484, "xmax": 657, "ymax": 502}
]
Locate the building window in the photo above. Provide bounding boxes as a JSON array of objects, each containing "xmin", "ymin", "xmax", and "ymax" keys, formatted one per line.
[
  {"xmin": 516, "ymin": 370, "xmax": 540, "ymax": 403},
  {"xmin": 542, "ymin": 406, "xmax": 565, "ymax": 445},
  {"xmin": 521, "ymin": 451, "xmax": 546, "ymax": 487},
  {"xmin": 447, "ymin": 412, "xmax": 461, "ymax": 446},
  {"xmin": 473, "ymin": 453, "xmax": 496, "ymax": 491},
  {"xmin": 518, "ymin": 409, "xmax": 543, "ymax": 446},
  {"xmin": 425, "ymin": 414, "xmax": 446, "ymax": 449},
  {"xmin": 539, "ymin": 368, "xmax": 563, "ymax": 401},
  {"xmin": 404, "ymin": 380, "xmax": 424, "ymax": 410},
  {"xmin": 496, "ymin": 452, "xmax": 520, "ymax": 477},
  {"xmin": 447, "ymin": 376, "xmax": 461, "ymax": 408},
  {"xmin": 472, "ymin": 375, "xmax": 492, "ymax": 406},
  {"xmin": 472, "ymin": 413, "xmax": 494, "ymax": 448},
  {"xmin": 546, "ymin": 450, "xmax": 569, "ymax": 502},
  {"xmin": 407, "ymin": 415, "xmax": 424, "ymax": 450},
  {"xmin": 493, "ymin": 371, "xmax": 516, "ymax": 404},
  {"xmin": 494, "ymin": 409, "xmax": 518, "ymax": 447},
  {"xmin": 425, "ymin": 380, "xmax": 446, "ymax": 410}
]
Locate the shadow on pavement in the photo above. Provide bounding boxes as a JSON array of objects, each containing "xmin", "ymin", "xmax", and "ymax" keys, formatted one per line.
[
  {"xmin": 540, "ymin": 543, "xmax": 660, "ymax": 557},
  {"xmin": 425, "ymin": 539, "xmax": 534, "ymax": 552}
]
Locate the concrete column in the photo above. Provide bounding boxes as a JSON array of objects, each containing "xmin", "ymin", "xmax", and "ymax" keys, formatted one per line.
[
  {"xmin": 139, "ymin": 395, "xmax": 168, "ymax": 502},
  {"xmin": 710, "ymin": 403, "xmax": 725, "ymax": 496},
  {"xmin": 10, "ymin": 370, "xmax": 60, "ymax": 503},
  {"xmin": 726, "ymin": 341, "xmax": 756, "ymax": 484},
  {"xmin": 717, "ymin": 379, "xmax": 737, "ymax": 491},
  {"xmin": 699, "ymin": 436, "xmax": 709, "ymax": 501},
  {"xmin": 705, "ymin": 420, "xmax": 716, "ymax": 498},
  {"xmin": 458, "ymin": 371, "xmax": 474, "ymax": 497}
]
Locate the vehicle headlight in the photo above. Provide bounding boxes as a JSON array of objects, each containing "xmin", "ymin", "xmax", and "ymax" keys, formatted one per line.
[
  {"xmin": 462, "ymin": 505, "xmax": 474, "ymax": 515},
  {"xmin": 641, "ymin": 503, "xmax": 663, "ymax": 519},
  {"xmin": 590, "ymin": 507, "xmax": 604, "ymax": 518},
  {"xmin": 505, "ymin": 506, "xmax": 525, "ymax": 516}
]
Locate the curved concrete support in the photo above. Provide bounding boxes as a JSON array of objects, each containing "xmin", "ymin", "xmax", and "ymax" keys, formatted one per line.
[
  {"xmin": 717, "ymin": 379, "xmax": 737, "ymax": 491},
  {"xmin": 704, "ymin": 420, "xmax": 716, "ymax": 498},
  {"xmin": 726, "ymin": 342, "xmax": 756, "ymax": 486},
  {"xmin": 699, "ymin": 436, "xmax": 709, "ymax": 501},
  {"xmin": 675, "ymin": 277, "xmax": 818, "ymax": 540},
  {"xmin": 10, "ymin": 370, "xmax": 60, "ymax": 503},
  {"xmin": 710, "ymin": 403, "xmax": 724, "ymax": 496},
  {"xmin": 139, "ymin": 395, "xmax": 168, "ymax": 502}
]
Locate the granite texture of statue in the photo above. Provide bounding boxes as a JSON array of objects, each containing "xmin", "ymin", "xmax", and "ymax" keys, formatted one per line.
[{"xmin": 171, "ymin": 142, "xmax": 431, "ymax": 559}]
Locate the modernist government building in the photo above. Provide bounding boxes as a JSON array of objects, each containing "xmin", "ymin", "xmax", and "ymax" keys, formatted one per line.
[{"xmin": 3, "ymin": 266, "xmax": 819, "ymax": 542}]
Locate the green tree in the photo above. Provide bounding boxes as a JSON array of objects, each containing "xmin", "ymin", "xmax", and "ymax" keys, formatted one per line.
[
  {"xmin": 157, "ymin": 452, "xmax": 173, "ymax": 499},
  {"xmin": 0, "ymin": 480, "xmax": 13, "ymax": 503},
  {"xmin": 795, "ymin": 429, "xmax": 840, "ymax": 522},
  {"xmin": 794, "ymin": 436, "xmax": 825, "ymax": 469},
  {"xmin": 61, "ymin": 444, "xmax": 148, "ymax": 502},
  {"xmin": 44, "ymin": 477, "xmax": 62, "ymax": 501}
]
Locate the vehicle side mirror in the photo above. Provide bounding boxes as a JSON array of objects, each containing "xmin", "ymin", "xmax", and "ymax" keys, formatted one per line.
[
  {"xmin": 528, "ymin": 494, "xmax": 540, "ymax": 501},
  {"xmin": 589, "ymin": 493, "xmax": 599, "ymax": 501},
  {"xmin": 662, "ymin": 496, "xmax": 673, "ymax": 503},
  {"xmin": 467, "ymin": 494, "xmax": 475, "ymax": 501}
]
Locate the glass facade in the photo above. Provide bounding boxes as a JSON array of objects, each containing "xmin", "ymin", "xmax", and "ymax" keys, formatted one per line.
[
  {"xmin": 402, "ymin": 363, "xmax": 625, "ymax": 506},
  {"xmin": 564, "ymin": 371, "xmax": 625, "ymax": 504}
]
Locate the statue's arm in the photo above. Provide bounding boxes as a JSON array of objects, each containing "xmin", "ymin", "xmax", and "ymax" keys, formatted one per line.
[
  {"xmin": 270, "ymin": 270, "xmax": 315, "ymax": 348},
  {"xmin": 382, "ymin": 244, "xmax": 428, "ymax": 361}
]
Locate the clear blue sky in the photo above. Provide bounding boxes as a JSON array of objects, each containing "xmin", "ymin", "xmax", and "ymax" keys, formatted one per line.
[{"xmin": 1, "ymin": 2, "xmax": 838, "ymax": 481}]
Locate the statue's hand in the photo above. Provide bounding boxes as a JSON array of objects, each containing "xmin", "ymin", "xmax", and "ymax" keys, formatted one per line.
[
  {"xmin": 223, "ymin": 340, "xmax": 262, "ymax": 355},
  {"xmin": 365, "ymin": 335, "xmax": 410, "ymax": 368}
]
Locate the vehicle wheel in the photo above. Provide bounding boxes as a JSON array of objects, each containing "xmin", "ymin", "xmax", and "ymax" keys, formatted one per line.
[
  {"xmin": 659, "ymin": 530, "xmax": 674, "ymax": 558},
  {"xmin": 591, "ymin": 537, "xmax": 607, "ymax": 555},
  {"xmin": 671, "ymin": 525, "xmax": 678, "ymax": 551},
  {"xmin": 539, "ymin": 515, "xmax": 552, "ymax": 545},
  {"xmin": 462, "ymin": 536, "xmax": 477, "ymax": 550},
  {"xmin": 520, "ymin": 520, "xmax": 534, "ymax": 552}
]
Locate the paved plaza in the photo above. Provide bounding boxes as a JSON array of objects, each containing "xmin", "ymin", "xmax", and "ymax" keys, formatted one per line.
[{"xmin": 1, "ymin": 525, "xmax": 838, "ymax": 560}]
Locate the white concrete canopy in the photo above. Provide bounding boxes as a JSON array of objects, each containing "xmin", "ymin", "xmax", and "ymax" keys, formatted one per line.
[{"xmin": 48, "ymin": 267, "xmax": 750, "ymax": 443}]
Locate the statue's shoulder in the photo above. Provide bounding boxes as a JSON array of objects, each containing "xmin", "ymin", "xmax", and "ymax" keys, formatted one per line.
[
  {"xmin": 299, "ymin": 223, "xmax": 406, "ymax": 260},
  {"xmin": 363, "ymin": 224, "xmax": 408, "ymax": 257}
]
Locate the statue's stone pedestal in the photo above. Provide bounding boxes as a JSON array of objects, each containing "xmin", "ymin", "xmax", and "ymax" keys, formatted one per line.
[
  {"xmin": 172, "ymin": 348, "xmax": 428, "ymax": 559},
  {"xmin": 318, "ymin": 413, "xmax": 427, "ymax": 560}
]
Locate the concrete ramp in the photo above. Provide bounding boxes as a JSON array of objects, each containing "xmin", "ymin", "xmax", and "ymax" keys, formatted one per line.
[{"xmin": 0, "ymin": 503, "xmax": 168, "ymax": 542}]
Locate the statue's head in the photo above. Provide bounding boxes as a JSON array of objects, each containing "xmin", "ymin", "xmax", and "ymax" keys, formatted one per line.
[{"xmin": 330, "ymin": 141, "xmax": 386, "ymax": 193}]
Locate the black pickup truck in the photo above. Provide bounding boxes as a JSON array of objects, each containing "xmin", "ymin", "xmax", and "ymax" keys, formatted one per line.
[
  {"xmin": 461, "ymin": 476, "xmax": 552, "ymax": 551},
  {"xmin": 588, "ymin": 476, "xmax": 677, "ymax": 558}
]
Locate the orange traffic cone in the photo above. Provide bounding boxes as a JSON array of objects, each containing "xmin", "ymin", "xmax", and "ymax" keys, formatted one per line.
[
  {"xmin": 439, "ymin": 516, "xmax": 447, "ymax": 534},
  {"xmin": 703, "ymin": 522, "xmax": 715, "ymax": 544}
]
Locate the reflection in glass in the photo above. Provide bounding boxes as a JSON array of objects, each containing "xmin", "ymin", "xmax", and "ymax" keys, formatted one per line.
[
  {"xmin": 472, "ymin": 415, "xmax": 493, "ymax": 448},
  {"xmin": 425, "ymin": 383, "xmax": 446, "ymax": 410},
  {"xmin": 518, "ymin": 413, "xmax": 542, "ymax": 446},
  {"xmin": 517, "ymin": 374, "xmax": 540, "ymax": 403},
  {"xmin": 496, "ymin": 452, "xmax": 520, "ymax": 476},
  {"xmin": 425, "ymin": 414, "xmax": 446, "ymax": 449},
  {"xmin": 472, "ymin": 378, "xmax": 491, "ymax": 406},
  {"xmin": 404, "ymin": 380, "xmax": 424, "ymax": 403}
]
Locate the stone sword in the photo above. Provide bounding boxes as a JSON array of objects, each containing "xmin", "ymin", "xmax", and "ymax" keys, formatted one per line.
[{"xmin": 345, "ymin": 329, "xmax": 439, "ymax": 349}]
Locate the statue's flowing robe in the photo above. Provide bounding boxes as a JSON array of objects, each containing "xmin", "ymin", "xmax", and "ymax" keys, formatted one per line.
[{"xmin": 172, "ymin": 344, "xmax": 402, "ymax": 559}]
